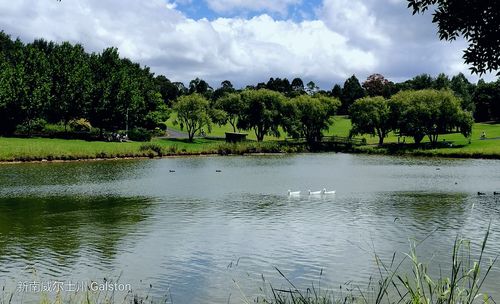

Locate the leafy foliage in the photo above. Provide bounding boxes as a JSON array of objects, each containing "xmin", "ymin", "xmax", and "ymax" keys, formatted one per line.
[
  {"xmin": 238, "ymin": 89, "xmax": 286, "ymax": 141},
  {"xmin": 174, "ymin": 93, "xmax": 212, "ymax": 141},
  {"xmin": 285, "ymin": 95, "xmax": 340, "ymax": 144},
  {"xmin": 213, "ymin": 92, "xmax": 243, "ymax": 132},
  {"xmin": 340, "ymin": 75, "xmax": 365, "ymax": 115},
  {"xmin": 350, "ymin": 96, "xmax": 392, "ymax": 145},
  {"xmin": 390, "ymin": 89, "xmax": 474, "ymax": 144},
  {"xmin": 408, "ymin": 0, "xmax": 500, "ymax": 75},
  {"xmin": 0, "ymin": 32, "xmax": 169, "ymax": 137}
]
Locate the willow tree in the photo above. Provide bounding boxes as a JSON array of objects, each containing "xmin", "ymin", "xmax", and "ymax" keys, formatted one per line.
[
  {"xmin": 350, "ymin": 96, "xmax": 392, "ymax": 145},
  {"xmin": 173, "ymin": 93, "xmax": 211, "ymax": 142},
  {"xmin": 389, "ymin": 89, "xmax": 473, "ymax": 144},
  {"xmin": 237, "ymin": 89, "xmax": 286, "ymax": 142}
]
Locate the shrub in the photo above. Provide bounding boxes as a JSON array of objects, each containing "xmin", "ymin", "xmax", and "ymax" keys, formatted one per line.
[
  {"xmin": 15, "ymin": 118, "xmax": 47, "ymax": 135},
  {"xmin": 69, "ymin": 118, "xmax": 92, "ymax": 132},
  {"xmin": 129, "ymin": 128, "xmax": 152, "ymax": 142},
  {"xmin": 139, "ymin": 143, "xmax": 164, "ymax": 157}
]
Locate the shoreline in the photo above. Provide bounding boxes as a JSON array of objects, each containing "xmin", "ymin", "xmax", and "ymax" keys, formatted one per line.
[{"xmin": 1, "ymin": 146, "xmax": 499, "ymax": 165}]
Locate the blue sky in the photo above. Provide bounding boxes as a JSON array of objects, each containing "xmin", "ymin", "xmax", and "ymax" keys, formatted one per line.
[
  {"xmin": 0, "ymin": 0, "xmax": 494, "ymax": 89},
  {"xmin": 174, "ymin": 0, "xmax": 323, "ymax": 21}
]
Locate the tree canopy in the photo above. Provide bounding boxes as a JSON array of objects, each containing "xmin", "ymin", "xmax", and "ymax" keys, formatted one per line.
[
  {"xmin": 408, "ymin": 0, "xmax": 500, "ymax": 75},
  {"xmin": 237, "ymin": 89, "xmax": 286, "ymax": 142},
  {"xmin": 173, "ymin": 93, "xmax": 211, "ymax": 141},
  {"xmin": 286, "ymin": 95, "xmax": 340, "ymax": 145},
  {"xmin": 350, "ymin": 96, "xmax": 392, "ymax": 145},
  {"xmin": 389, "ymin": 89, "xmax": 473, "ymax": 144}
]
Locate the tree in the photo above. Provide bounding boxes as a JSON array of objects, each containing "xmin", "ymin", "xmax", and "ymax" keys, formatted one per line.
[
  {"xmin": 266, "ymin": 77, "xmax": 292, "ymax": 94},
  {"xmin": 212, "ymin": 80, "xmax": 236, "ymax": 101},
  {"xmin": 213, "ymin": 92, "xmax": 242, "ymax": 132},
  {"xmin": 237, "ymin": 89, "xmax": 286, "ymax": 141},
  {"xmin": 331, "ymin": 84, "xmax": 342, "ymax": 99},
  {"xmin": 350, "ymin": 96, "xmax": 392, "ymax": 145},
  {"xmin": 16, "ymin": 45, "xmax": 52, "ymax": 135},
  {"xmin": 291, "ymin": 78, "xmax": 305, "ymax": 95},
  {"xmin": 173, "ymin": 93, "xmax": 211, "ymax": 142},
  {"xmin": 362, "ymin": 74, "xmax": 394, "ymax": 98},
  {"xmin": 306, "ymin": 81, "xmax": 319, "ymax": 95},
  {"xmin": 408, "ymin": 74, "xmax": 434, "ymax": 90},
  {"xmin": 450, "ymin": 73, "xmax": 473, "ymax": 111},
  {"xmin": 408, "ymin": 0, "xmax": 500, "ymax": 75},
  {"xmin": 46, "ymin": 42, "xmax": 92, "ymax": 128},
  {"xmin": 340, "ymin": 75, "xmax": 365, "ymax": 114},
  {"xmin": 189, "ymin": 77, "xmax": 213, "ymax": 99},
  {"xmin": 433, "ymin": 73, "xmax": 450, "ymax": 90},
  {"xmin": 155, "ymin": 75, "xmax": 181, "ymax": 107},
  {"xmin": 286, "ymin": 95, "xmax": 340, "ymax": 145},
  {"xmin": 473, "ymin": 79, "xmax": 500, "ymax": 122},
  {"xmin": 390, "ymin": 89, "xmax": 473, "ymax": 144}
]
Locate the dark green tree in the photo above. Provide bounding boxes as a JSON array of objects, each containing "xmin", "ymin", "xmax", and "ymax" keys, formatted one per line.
[
  {"xmin": 285, "ymin": 95, "xmax": 340, "ymax": 144},
  {"xmin": 155, "ymin": 75, "xmax": 181, "ymax": 107},
  {"xmin": 340, "ymin": 75, "xmax": 365, "ymax": 115},
  {"xmin": 237, "ymin": 89, "xmax": 286, "ymax": 141},
  {"xmin": 291, "ymin": 78, "xmax": 305, "ymax": 95},
  {"xmin": 390, "ymin": 89, "xmax": 473, "ymax": 144},
  {"xmin": 450, "ymin": 73, "xmax": 474, "ymax": 112},
  {"xmin": 189, "ymin": 77, "xmax": 213, "ymax": 99},
  {"xmin": 350, "ymin": 96, "xmax": 392, "ymax": 145},
  {"xmin": 47, "ymin": 42, "xmax": 92, "ymax": 128},
  {"xmin": 213, "ymin": 92, "xmax": 243, "ymax": 132},
  {"xmin": 173, "ymin": 93, "xmax": 211, "ymax": 142},
  {"xmin": 212, "ymin": 80, "xmax": 236, "ymax": 101},
  {"xmin": 306, "ymin": 81, "xmax": 319, "ymax": 95},
  {"xmin": 433, "ymin": 73, "xmax": 450, "ymax": 90},
  {"xmin": 408, "ymin": 0, "xmax": 500, "ymax": 75},
  {"xmin": 331, "ymin": 84, "xmax": 342, "ymax": 99}
]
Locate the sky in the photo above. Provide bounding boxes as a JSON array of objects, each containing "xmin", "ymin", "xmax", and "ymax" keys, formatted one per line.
[{"xmin": 0, "ymin": 0, "xmax": 496, "ymax": 89}]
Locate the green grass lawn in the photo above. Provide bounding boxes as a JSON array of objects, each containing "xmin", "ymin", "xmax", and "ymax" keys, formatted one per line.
[
  {"xmin": 165, "ymin": 113, "xmax": 288, "ymax": 141},
  {"xmin": 1, "ymin": 117, "xmax": 499, "ymax": 161},
  {"xmin": 0, "ymin": 137, "xmax": 225, "ymax": 161}
]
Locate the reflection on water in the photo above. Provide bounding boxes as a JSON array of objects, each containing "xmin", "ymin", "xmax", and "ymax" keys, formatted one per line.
[{"xmin": 0, "ymin": 154, "xmax": 500, "ymax": 303}]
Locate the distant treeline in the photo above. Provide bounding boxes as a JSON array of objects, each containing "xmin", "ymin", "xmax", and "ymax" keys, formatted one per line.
[
  {"xmin": 0, "ymin": 31, "xmax": 499, "ymax": 138},
  {"xmin": 0, "ymin": 31, "xmax": 169, "ymax": 136}
]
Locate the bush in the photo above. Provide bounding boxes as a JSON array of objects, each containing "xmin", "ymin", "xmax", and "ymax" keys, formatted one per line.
[
  {"xmin": 15, "ymin": 118, "xmax": 47, "ymax": 135},
  {"xmin": 129, "ymin": 128, "xmax": 152, "ymax": 142},
  {"xmin": 69, "ymin": 118, "xmax": 92, "ymax": 132},
  {"xmin": 139, "ymin": 143, "xmax": 164, "ymax": 157}
]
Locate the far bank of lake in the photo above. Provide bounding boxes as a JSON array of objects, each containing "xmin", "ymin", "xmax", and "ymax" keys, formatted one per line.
[{"xmin": 1, "ymin": 134, "xmax": 500, "ymax": 164}]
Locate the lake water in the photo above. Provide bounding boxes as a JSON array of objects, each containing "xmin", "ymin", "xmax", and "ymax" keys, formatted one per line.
[{"xmin": 0, "ymin": 153, "xmax": 499, "ymax": 303}]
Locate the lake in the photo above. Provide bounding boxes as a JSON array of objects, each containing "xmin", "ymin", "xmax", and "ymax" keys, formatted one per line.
[{"xmin": 0, "ymin": 153, "xmax": 499, "ymax": 303}]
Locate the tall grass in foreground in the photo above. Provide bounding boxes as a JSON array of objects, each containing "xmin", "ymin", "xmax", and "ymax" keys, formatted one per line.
[
  {"xmin": 0, "ymin": 231, "xmax": 495, "ymax": 304},
  {"xmin": 255, "ymin": 228, "xmax": 496, "ymax": 304}
]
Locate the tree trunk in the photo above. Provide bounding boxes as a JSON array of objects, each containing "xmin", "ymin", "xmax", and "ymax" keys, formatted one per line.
[{"xmin": 377, "ymin": 129, "xmax": 384, "ymax": 146}]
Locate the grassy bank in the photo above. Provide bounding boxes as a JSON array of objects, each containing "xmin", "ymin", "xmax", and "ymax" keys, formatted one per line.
[
  {"xmin": 0, "ymin": 137, "xmax": 303, "ymax": 162},
  {"xmin": 1, "ymin": 117, "xmax": 500, "ymax": 162}
]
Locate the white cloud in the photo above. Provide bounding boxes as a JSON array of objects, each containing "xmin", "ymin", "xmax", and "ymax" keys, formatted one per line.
[
  {"xmin": 319, "ymin": 0, "xmax": 390, "ymax": 47},
  {"xmin": 0, "ymin": 0, "xmax": 492, "ymax": 89},
  {"xmin": 204, "ymin": 0, "xmax": 300, "ymax": 15}
]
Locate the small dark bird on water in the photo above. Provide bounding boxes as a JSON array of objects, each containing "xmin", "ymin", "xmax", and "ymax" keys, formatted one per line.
[
  {"xmin": 169, "ymin": 170, "xmax": 175, "ymax": 173},
  {"xmin": 478, "ymin": 192, "xmax": 486, "ymax": 195},
  {"xmin": 216, "ymin": 170, "xmax": 222, "ymax": 173}
]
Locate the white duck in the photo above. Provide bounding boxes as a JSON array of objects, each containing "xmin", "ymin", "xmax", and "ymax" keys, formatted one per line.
[
  {"xmin": 308, "ymin": 189, "xmax": 323, "ymax": 195},
  {"xmin": 288, "ymin": 190, "xmax": 301, "ymax": 196},
  {"xmin": 322, "ymin": 188, "xmax": 336, "ymax": 195}
]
